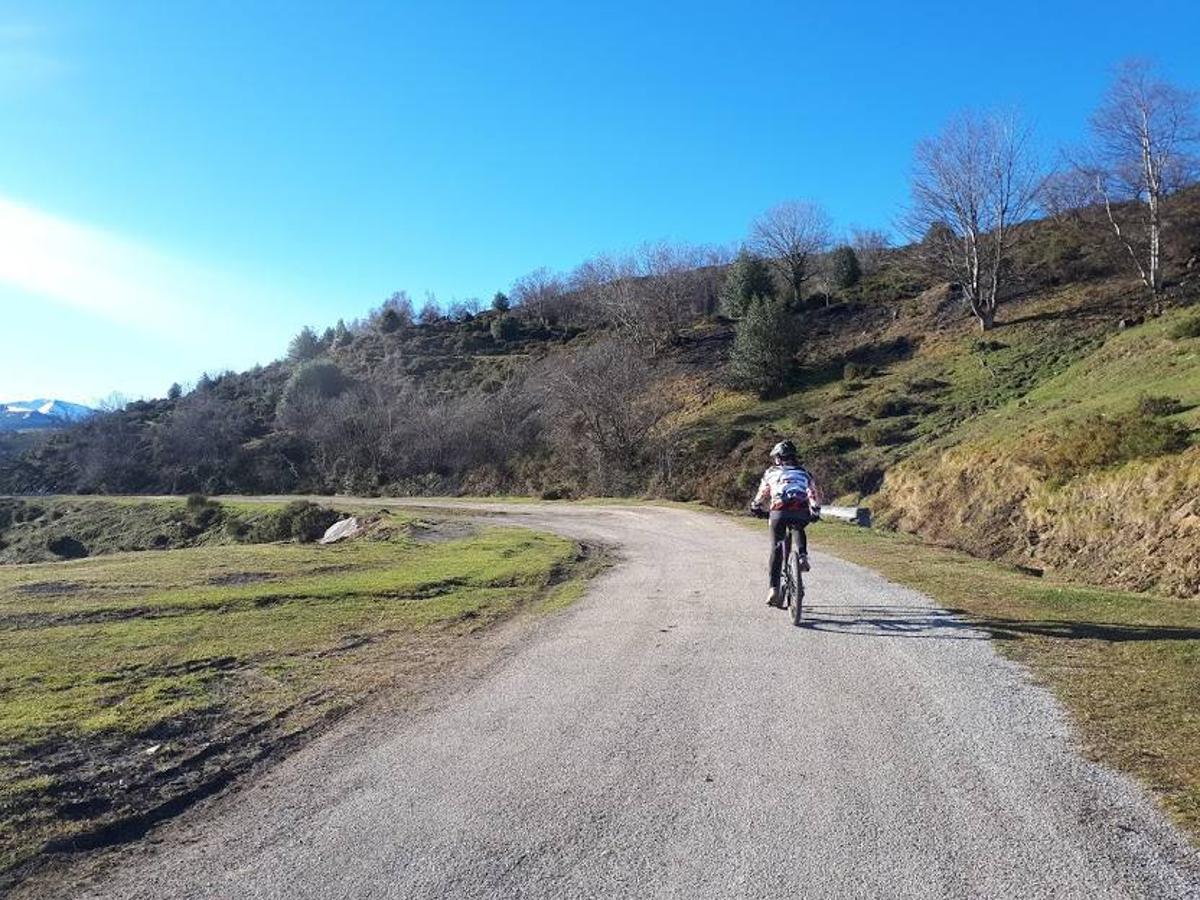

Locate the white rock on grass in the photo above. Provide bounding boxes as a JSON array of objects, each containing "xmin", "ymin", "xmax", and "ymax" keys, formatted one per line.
[{"xmin": 319, "ymin": 517, "xmax": 360, "ymax": 545}]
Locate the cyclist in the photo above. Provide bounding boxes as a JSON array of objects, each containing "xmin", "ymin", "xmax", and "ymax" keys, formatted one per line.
[{"xmin": 749, "ymin": 440, "xmax": 822, "ymax": 608}]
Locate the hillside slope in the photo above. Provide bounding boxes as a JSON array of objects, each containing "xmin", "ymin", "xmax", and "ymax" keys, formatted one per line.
[{"xmin": 5, "ymin": 194, "xmax": 1199, "ymax": 595}]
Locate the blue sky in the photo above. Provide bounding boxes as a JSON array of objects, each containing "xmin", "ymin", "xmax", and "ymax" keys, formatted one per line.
[{"xmin": 2, "ymin": 0, "xmax": 1199, "ymax": 405}]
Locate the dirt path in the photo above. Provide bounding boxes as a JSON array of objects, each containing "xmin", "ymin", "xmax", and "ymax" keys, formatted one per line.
[{"xmin": 36, "ymin": 502, "xmax": 1200, "ymax": 899}]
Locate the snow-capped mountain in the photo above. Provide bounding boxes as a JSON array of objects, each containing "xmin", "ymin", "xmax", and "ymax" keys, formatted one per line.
[{"xmin": 1, "ymin": 399, "xmax": 96, "ymax": 432}]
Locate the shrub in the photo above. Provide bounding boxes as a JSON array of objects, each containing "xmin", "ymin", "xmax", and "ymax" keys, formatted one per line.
[
  {"xmin": 492, "ymin": 292, "xmax": 511, "ymax": 312},
  {"xmin": 829, "ymin": 245, "xmax": 862, "ymax": 290},
  {"xmin": 1168, "ymin": 314, "xmax": 1200, "ymax": 340},
  {"xmin": 184, "ymin": 494, "xmax": 222, "ymax": 530},
  {"xmin": 843, "ymin": 361, "xmax": 871, "ymax": 380},
  {"xmin": 1137, "ymin": 395, "xmax": 1186, "ymax": 417},
  {"xmin": 47, "ymin": 535, "xmax": 88, "ymax": 559},
  {"xmin": 379, "ymin": 308, "xmax": 403, "ymax": 333},
  {"xmin": 972, "ymin": 339, "xmax": 1007, "ymax": 353},
  {"xmin": 1042, "ymin": 410, "xmax": 1191, "ymax": 480},
  {"xmin": 817, "ymin": 434, "xmax": 861, "ymax": 453},
  {"xmin": 720, "ymin": 250, "xmax": 776, "ymax": 318},
  {"xmin": 863, "ymin": 420, "xmax": 915, "ymax": 446},
  {"xmin": 287, "ymin": 326, "xmax": 323, "ymax": 362},
  {"xmin": 490, "ymin": 315, "xmax": 520, "ymax": 342},
  {"xmin": 820, "ymin": 413, "xmax": 866, "ymax": 432},
  {"xmin": 906, "ymin": 377, "xmax": 949, "ymax": 394},
  {"xmin": 867, "ymin": 395, "xmax": 923, "ymax": 418},
  {"xmin": 728, "ymin": 297, "xmax": 800, "ymax": 397},
  {"xmin": 250, "ymin": 502, "xmax": 341, "ymax": 543},
  {"xmin": 277, "ymin": 360, "xmax": 350, "ymax": 423}
]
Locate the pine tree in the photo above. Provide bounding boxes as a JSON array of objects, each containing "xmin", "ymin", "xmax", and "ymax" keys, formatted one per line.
[
  {"xmin": 378, "ymin": 308, "xmax": 403, "ymax": 333},
  {"xmin": 829, "ymin": 245, "xmax": 862, "ymax": 290},
  {"xmin": 719, "ymin": 250, "xmax": 775, "ymax": 318},
  {"xmin": 728, "ymin": 296, "xmax": 800, "ymax": 397},
  {"xmin": 287, "ymin": 326, "xmax": 323, "ymax": 362}
]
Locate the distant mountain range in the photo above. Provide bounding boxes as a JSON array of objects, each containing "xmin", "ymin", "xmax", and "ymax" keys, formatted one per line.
[{"xmin": 1, "ymin": 399, "xmax": 96, "ymax": 432}]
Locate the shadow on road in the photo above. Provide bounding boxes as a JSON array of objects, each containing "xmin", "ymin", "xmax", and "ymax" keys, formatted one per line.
[{"xmin": 799, "ymin": 605, "xmax": 1200, "ymax": 644}]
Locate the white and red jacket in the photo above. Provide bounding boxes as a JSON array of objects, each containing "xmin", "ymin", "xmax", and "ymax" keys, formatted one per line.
[{"xmin": 752, "ymin": 464, "xmax": 822, "ymax": 513}]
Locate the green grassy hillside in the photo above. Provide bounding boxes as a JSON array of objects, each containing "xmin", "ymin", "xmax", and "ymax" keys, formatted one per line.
[{"xmin": 670, "ymin": 291, "xmax": 1199, "ymax": 595}]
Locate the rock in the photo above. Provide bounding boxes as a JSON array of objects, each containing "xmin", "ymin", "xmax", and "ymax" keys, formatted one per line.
[{"xmin": 319, "ymin": 517, "xmax": 360, "ymax": 544}]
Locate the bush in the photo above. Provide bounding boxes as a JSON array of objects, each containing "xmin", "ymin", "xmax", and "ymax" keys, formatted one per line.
[
  {"xmin": 843, "ymin": 361, "xmax": 871, "ymax": 380},
  {"xmin": 1137, "ymin": 395, "xmax": 1186, "ymax": 417},
  {"xmin": 816, "ymin": 434, "xmax": 861, "ymax": 453},
  {"xmin": 1168, "ymin": 314, "xmax": 1200, "ymax": 340},
  {"xmin": 492, "ymin": 292, "xmax": 511, "ymax": 313},
  {"xmin": 867, "ymin": 395, "xmax": 925, "ymax": 418},
  {"xmin": 906, "ymin": 377, "xmax": 949, "ymax": 394},
  {"xmin": 829, "ymin": 245, "xmax": 861, "ymax": 290},
  {"xmin": 490, "ymin": 315, "xmax": 520, "ymax": 342},
  {"xmin": 379, "ymin": 308, "xmax": 403, "ymax": 333},
  {"xmin": 972, "ymin": 339, "xmax": 1007, "ymax": 353},
  {"xmin": 720, "ymin": 250, "xmax": 776, "ymax": 318},
  {"xmin": 47, "ymin": 535, "xmax": 88, "ymax": 559},
  {"xmin": 184, "ymin": 494, "xmax": 222, "ymax": 530},
  {"xmin": 1042, "ymin": 410, "xmax": 1192, "ymax": 480},
  {"xmin": 277, "ymin": 360, "xmax": 350, "ymax": 423},
  {"xmin": 287, "ymin": 326, "xmax": 323, "ymax": 362},
  {"xmin": 728, "ymin": 297, "xmax": 800, "ymax": 397},
  {"xmin": 250, "ymin": 502, "xmax": 341, "ymax": 543},
  {"xmin": 820, "ymin": 413, "xmax": 866, "ymax": 432},
  {"xmin": 863, "ymin": 420, "xmax": 915, "ymax": 446}
]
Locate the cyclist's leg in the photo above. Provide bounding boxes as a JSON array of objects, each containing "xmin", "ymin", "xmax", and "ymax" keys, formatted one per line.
[
  {"xmin": 768, "ymin": 511, "xmax": 786, "ymax": 600},
  {"xmin": 786, "ymin": 511, "xmax": 811, "ymax": 570}
]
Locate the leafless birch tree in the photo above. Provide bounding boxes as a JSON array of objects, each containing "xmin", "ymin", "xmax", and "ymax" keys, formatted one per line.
[
  {"xmin": 1079, "ymin": 60, "xmax": 1199, "ymax": 313},
  {"xmin": 749, "ymin": 201, "xmax": 832, "ymax": 302},
  {"xmin": 906, "ymin": 110, "xmax": 1040, "ymax": 331}
]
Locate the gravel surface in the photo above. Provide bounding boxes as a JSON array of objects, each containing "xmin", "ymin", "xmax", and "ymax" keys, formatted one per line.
[{"xmin": 54, "ymin": 503, "xmax": 1200, "ymax": 899}]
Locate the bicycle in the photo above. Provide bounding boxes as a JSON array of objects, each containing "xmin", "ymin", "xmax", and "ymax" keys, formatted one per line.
[{"xmin": 750, "ymin": 508, "xmax": 811, "ymax": 626}]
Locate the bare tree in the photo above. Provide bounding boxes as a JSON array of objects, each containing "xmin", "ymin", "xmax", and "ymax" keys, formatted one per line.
[
  {"xmin": 905, "ymin": 110, "xmax": 1041, "ymax": 331},
  {"xmin": 848, "ymin": 226, "xmax": 892, "ymax": 275},
  {"xmin": 1039, "ymin": 168, "xmax": 1097, "ymax": 223},
  {"xmin": 511, "ymin": 267, "xmax": 570, "ymax": 326},
  {"xmin": 749, "ymin": 201, "xmax": 833, "ymax": 302},
  {"xmin": 536, "ymin": 338, "xmax": 675, "ymax": 492},
  {"xmin": 1080, "ymin": 60, "xmax": 1199, "ymax": 313},
  {"xmin": 417, "ymin": 294, "xmax": 442, "ymax": 325},
  {"xmin": 574, "ymin": 243, "xmax": 708, "ymax": 356}
]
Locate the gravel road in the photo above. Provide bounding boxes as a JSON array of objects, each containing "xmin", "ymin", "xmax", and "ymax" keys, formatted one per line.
[{"xmin": 58, "ymin": 503, "xmax": 1200, "ymax": 898}]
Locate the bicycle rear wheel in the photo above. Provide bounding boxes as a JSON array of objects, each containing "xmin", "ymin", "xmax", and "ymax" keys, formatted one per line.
[{"xmin": 788, "ymin": 542, "xmax": 805, "ymax": 626}]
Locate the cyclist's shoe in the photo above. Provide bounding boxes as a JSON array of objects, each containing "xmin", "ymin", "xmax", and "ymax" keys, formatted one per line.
[
  {"xmin": 798, "ymin": 554, "xmax": 811, "ymax": 572},
  {"xmin": 766, "ymin": 587, "xmax": 782, "ymax": 607}
]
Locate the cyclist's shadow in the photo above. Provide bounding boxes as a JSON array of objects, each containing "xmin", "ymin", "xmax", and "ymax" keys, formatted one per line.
[
  {"xmin": 797, "ymin": 604, "xmax": 989, "ymax": 640},
  {"xmin": 797, "ymin": 604, "xmax": 1200, "ymax": 643}
]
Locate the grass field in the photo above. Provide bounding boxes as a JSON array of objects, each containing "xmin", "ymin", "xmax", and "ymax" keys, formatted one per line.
[
  {"xmin": 809, "ymin": 521, "xmax": 1200, "ymax": 841},
  {"xmin": 0, "ymin": 502, "xmax": 595, "ymax": 882}
]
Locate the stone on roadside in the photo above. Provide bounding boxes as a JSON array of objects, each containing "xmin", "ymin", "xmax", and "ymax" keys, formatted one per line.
[{"xmin": 319, "ymin": 516, "xmax": 360, "ymax": 544}]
